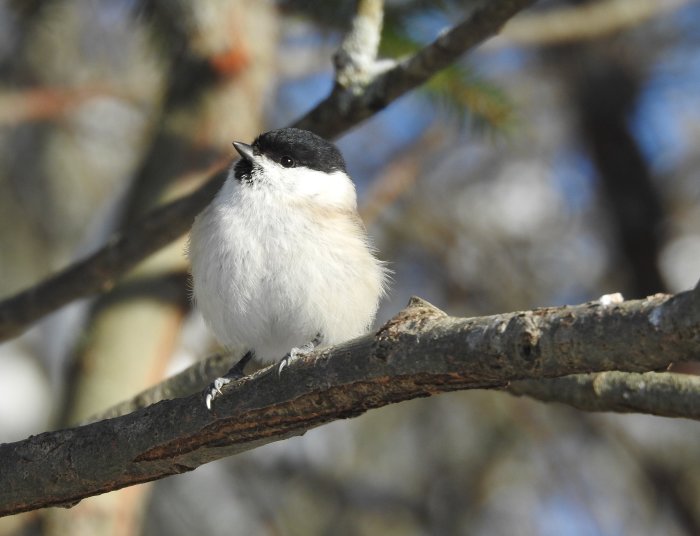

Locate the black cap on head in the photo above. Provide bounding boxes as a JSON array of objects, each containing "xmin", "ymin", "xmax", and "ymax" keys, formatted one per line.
[
  {"xmin": 254, "ymin": 128, "xmax": 346, "ymax": 173},
  {"xmin": 233, "ymin": 128, "xmax": 346, "ymax": 182}
]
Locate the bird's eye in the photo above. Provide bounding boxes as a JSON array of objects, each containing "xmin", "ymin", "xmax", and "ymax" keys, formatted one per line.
[{"xmin": 280, "ymin": 156, "xmax": 295, "ymax": 168}]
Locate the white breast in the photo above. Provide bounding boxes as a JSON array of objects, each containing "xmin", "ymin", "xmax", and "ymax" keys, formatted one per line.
[{"xmin": 189, "ymin": 169, "xmax": 387, "ymax": 363}]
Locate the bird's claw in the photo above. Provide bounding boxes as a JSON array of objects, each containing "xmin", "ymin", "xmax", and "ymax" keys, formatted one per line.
[
  {"xmin": 205, "ymin": 377, "xmax": 232, "ymax": 410},
  {"xmin": 277, "ymin": 342, "xmax": 316, "ymax": 376},
  {"xmin": 203, "ymin": 351, "xmax": 254, "ymax": 410}
]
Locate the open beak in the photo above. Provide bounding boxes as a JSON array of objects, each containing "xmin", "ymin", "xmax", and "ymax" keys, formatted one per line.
[{"xmin": 232, "ymin": 141, "xmax": 255, "ymax": 162}]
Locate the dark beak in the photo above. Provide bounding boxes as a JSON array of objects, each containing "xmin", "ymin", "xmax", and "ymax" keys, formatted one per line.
[{"xmin": 232, "ymin": 141, "xmax": 255, "ymax": 161}]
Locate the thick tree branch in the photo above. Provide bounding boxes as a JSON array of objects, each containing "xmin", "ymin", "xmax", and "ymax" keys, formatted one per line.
[
  {"xmin": 94, "ymin": 353, "xmax": 700, "ymax": 425},
  {"xmin": 1, "ymin": 289, "xmax": 699, "ymax": 517},
  {"xmin": 0, "ymin": 0, "xmax": 535, "ymax": 343},
  {"xmin": 90, "ymin": 294, "xmax": 700, "ymax": 423}
]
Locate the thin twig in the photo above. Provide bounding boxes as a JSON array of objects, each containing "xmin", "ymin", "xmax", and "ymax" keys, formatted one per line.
[{"xmin": 295, "ymin": 0, "xmax": 536, "ymax": 138}]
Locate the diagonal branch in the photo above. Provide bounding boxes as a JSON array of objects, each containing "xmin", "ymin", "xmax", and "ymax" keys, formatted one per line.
[
  {"xmin": 1, "ymin": 288, "xmax": 699, "ymax": 517},
  {"xmin": 295, "ymin": 0, "xmax": 536, "ymax": 138},
  {"xmin": 0, "ymin": 0, "xmax": 536, "ymax": 343}
]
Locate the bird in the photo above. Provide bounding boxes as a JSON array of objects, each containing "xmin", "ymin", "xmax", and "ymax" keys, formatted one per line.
[{"xmin": 188, "ymin": 127, "xmax": 389, "ymax": 409}]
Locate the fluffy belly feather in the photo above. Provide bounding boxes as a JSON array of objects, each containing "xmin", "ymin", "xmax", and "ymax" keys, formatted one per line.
[{"xmin": 190, "ymin": 200, "xmax": 384, "ymax": 363}]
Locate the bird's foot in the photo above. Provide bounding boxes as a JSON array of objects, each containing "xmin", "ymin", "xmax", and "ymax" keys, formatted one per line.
[
  {"xmin": 278, "ymin": 334, "xmax": 322, "ymax": 376},
  {"xmin": 205, "ymin": 377, "xmax": 233, "ymax": 410},
  {"xmin": 204, "ymin": 350, "xmax": 254, "ymax": 410}
]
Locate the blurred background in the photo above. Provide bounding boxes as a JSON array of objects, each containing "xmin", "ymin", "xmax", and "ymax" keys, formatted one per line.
[{"xmin": 1, "ymin": 0, "xmax": 700, "ymax": 534}]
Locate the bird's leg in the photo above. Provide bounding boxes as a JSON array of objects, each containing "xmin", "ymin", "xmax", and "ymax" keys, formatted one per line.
[
  {"xmin": 204, "ymin": 350, "xmax": 255, "ymax": 410},
  {"xmin": 278, "ymin": 333, "xmax": 323, "ymax": 375}
]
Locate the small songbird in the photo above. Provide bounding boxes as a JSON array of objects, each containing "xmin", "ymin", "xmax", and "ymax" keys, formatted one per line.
[{"xmin": 188, "ymin": 128, "xmax": 388, "ymax": 408}]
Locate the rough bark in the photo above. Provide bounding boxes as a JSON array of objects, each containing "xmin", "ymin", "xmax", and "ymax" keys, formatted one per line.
[{"xmin": 1, "ymin": 288, "xmax": 699, "ymax": 517}]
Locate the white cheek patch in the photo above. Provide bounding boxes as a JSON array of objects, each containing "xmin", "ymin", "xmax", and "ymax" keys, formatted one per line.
[
  {"xmin": 253, "ymin": 156, "xmax": 356, "ymax": 209},
  {"xmin": 250, "ymin": 155, "xmax": 281, "ymax": 184},
  {"xmin": 292, "ymin": 168, "xmax": 357, "ymax": 209}
]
